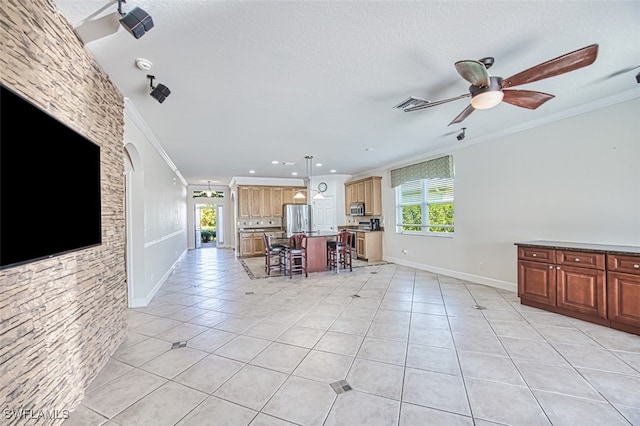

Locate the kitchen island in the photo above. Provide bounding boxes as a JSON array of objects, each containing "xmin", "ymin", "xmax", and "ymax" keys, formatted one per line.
[{"xmin": 267, "ymin": 230, "xmax": 342, "ymax": 273}]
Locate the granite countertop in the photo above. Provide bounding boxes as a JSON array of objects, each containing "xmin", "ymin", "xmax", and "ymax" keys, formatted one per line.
[
  {"xmin": 238, "ymin": 228, "xmax": 281, "ymax": 233},
  {"xmin": 515, "ymin": 240, "xmax": 640, "ymax": 256},
  {"xmin": 259, "ymin": 230, "xmax": 340, "ymax": 238},
  {"xmin": 338, "ymin": 227, "xmax": 384, "ymax": 233}
]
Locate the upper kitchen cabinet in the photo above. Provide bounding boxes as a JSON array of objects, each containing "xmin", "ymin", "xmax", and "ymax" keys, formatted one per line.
[
  {"xmin": 238, "ymin": 185, "xmax": 306, "ymax": 218},
  {"xmin": 345, "ymin": 176, "xmax": 382, "ymax": 216},
  {"xmin": 282, "ymin": 187, "xmax": 307, "ymax": 205}
]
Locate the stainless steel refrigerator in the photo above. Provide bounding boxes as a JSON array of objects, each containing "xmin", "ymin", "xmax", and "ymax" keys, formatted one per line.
[{"xmin": 283, "ymin": 204, "xmax": 311, "ymax": 234}]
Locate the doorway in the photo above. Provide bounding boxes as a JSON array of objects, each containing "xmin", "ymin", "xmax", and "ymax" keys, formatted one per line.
[{"xmin": 195, "ymin": 204, "xmax": 224, "ymax": 249}]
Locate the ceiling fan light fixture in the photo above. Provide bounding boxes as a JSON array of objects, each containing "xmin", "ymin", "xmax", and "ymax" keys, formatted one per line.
[
  {"xmin": 469, "ymin": 76, "xmax": 504, "ymax": 110},
  {"xmin": 470, "ymin": 90, "xmax": 504, "ymax": 110}
]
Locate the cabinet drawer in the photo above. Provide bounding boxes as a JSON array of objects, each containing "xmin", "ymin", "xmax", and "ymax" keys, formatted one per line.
[
  {"xmin": 607, "ymin": 254, "xmax": 640, "ymax": 275},
  {"xmin": 518, "ymin": 246, "xmax": 555, "ymax": 263},
  {"xmin": 556, "ymin": 250, "xmax": 604, "ymax": 270}
]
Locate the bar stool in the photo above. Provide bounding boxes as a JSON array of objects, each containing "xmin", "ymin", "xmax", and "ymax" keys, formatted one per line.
[
  {"xmin": 263, "ymin": 233, "xmax": 286, "ymax": 276},
  {"xmin": 284, "ymin": 233, "xmax": 307, "ymax": 278},
  {"xmin": 328, "ymin": 230, "xmax": 353, "ymax": 272}
]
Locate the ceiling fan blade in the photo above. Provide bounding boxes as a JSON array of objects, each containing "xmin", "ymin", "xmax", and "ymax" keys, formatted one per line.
[
  {"xmin": 403, "ymin": 93, "xmax": 470, "ymax": 112},
  {"xmin": 501, "ymin": 44, "xmax": 598, "ymax": 88},
  {"xmin": 502, "ymin": 89, "xmax": 555, "ymax": 109},
  {"xmin": 455, "ymin": 60, "xmax": 490, "ymax": 87},
  {"xmin": 448, "ymin": 104, "xmax": 475, "ymax": 126}
]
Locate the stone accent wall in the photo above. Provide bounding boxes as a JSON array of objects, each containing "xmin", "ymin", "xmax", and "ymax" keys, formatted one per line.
[{"xmin": 0, "ymin": 1, "xmax": 128, "ymax": 424}]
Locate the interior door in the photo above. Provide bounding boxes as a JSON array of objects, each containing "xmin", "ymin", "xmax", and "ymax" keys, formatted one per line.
[{"xmin": 313, "ymin": 196, "xmax": 334, "ymax": 231}]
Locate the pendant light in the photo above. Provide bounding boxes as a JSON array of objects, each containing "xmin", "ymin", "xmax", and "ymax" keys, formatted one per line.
[
  {"xmin": 306, "ymin": 155, "xmax": 325, "ymax": 200},
  {"xmin": 204, "ymin": 180, "xmax": 214, "ymax": 197}
]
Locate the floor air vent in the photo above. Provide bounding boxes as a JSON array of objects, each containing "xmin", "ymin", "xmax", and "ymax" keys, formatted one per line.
[{"xmin": 330, "ymin": 380, "xmax": 353, "ymax": 394}]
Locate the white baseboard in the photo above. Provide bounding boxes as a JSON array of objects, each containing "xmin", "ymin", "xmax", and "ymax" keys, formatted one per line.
[
  {"xmin": 128, "ymin": 249, "xmax": 188, "ymax": 308},
  {"xmin": 384, "ymin": 256, "xmax": 517, "ymax": 293}
]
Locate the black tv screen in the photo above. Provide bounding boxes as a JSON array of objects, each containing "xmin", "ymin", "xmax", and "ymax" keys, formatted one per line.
[{"xmin": 1, "ymin": 84, "xmax": 101, "ymax": 269}]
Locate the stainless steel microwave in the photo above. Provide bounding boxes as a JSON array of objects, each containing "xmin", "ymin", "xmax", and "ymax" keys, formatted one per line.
[{"xmin": 350, "ymin": 202, "xmax": 365, "ymax": 216}]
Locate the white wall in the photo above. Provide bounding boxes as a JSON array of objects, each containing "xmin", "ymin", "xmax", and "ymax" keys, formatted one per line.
[
  {"xmin": 383, "ymin": 98, "xmax": 640, "ymax": 291},
  {"xmin": 124, "ymin": 101, "xmax": 188, "ymax": 306}
]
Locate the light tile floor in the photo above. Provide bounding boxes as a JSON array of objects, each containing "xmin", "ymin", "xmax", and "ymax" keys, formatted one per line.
[{"xmin": 65, "ymin": 248, "xmax": 640, "ymax": 426}]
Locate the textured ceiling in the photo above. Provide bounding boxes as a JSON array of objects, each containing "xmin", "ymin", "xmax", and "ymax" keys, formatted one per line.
[{"xmin": 54, "ymin": 1, "xmax": 640, "ymax": 186}]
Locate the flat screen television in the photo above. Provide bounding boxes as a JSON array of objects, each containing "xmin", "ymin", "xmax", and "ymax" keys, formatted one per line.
[{"xmin": 0, "ymin": 84, "xmax": 101, "ymax": 269}]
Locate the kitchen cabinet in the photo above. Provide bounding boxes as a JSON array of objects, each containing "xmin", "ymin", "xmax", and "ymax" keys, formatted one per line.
[
  {"xmin": 239, "ymin": 187, "xmax": 251, "ymax": 218},
  {"xmin": 238, "ymin": 186, "xmax": 305, "ymax": 219},
  {"xmin": 261, "ymin": 187, "xmax": 272, "ymax": 217},
  {"xmin": 356, "ymin": 231, "xmax": 382, "ymax": 261},
  {"xmin": 271, "ymin": 188, "xmax": 283, "ymax": 216},
  {"xmin": 239, "ymin": 232, "xmax": 265, "ymax": 257},
  {"xmin": 607, "ymin": 254, "xmax": 640, "ymax": 329},
  {"xmin": 345, "ymin": 183, "xmax": 353, "ymax": 215},
  {"xmin": 250, "ymin": 187, "xmax": 263, "ymax": 217},
  {"xmin": 282, "ymin": 187, "xmax": 307, "ymax": 205},
  {"xmin": 516, "ymin": 241, "xmax": 640, "ymax": 335},
  {"xmin": 345, "ymin": 176, "xmax": 382, "ymax": 216}
]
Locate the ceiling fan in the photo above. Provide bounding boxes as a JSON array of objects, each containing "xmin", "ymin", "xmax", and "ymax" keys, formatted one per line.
[{"xmin": 395, "ymin": 44, "xmax": 599, "ymax": 126}]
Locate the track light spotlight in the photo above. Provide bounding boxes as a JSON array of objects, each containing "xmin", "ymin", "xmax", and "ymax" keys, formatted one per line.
[
  {"xmin": 636, "ymin": 72, "xmax": 640, "ymax": 84},
  {"xmin": 118, "ymin": 0, "xmax": 154, "ymax": 39},
  {"xmin": 147, "ymin": 75, "xmax": 171, "ymax": 103},
  {"xmin": 456, "ymin": 127, "xmax": 466, "ymax": 141}
]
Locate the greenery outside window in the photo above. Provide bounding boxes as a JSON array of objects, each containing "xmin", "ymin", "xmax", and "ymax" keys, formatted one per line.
[
  {"xmin": 193, "ymin": 190, "xmax": 224, "ymax": 198},
  {"xmin": 396, "ymin": 177, "xmax": 454, "ymax": 234}
]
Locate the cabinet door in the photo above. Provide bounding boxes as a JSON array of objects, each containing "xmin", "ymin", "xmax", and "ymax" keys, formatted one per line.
[
  {"xmin": 356, "ymin": 182, "xmax": 365, "ymax": 203},
  {"xmin": 283, "ymin": 187, "xmax": 295, "ymax": 205},
  {"xmin": 557, "ymin": 265, "xmax": 607, "ymax": 319},
  {"xmin": 357, "ymin": 234, "xmax": 366, "ymax": 259},
  {"xmin": 363, "ymin": 178, "xmax": 383, "ymax": 216},
  {"xmin": 607, "ymin": 272, "xmax": 640, "ymax": 328},
  {"xmin": 518, "ymin": 260, "xmax": 556, "ymax": 306},
  {"xmin": 240, "ymin": 235, "xmax": 253, "ymax": 256},
  {"xmin": 295, "ymin": 188, "xmax": 307, "ymax": 204},
  {"xmin": 253, "ymin": 234, "xmax": 265, "ymax": 256},
  {"xmin": 262, "ymin": 188, "xmax": 273, "ymax": 217},
  {"xmin": 239, "ymin": 187, "xmax": 250, "ymax": 218},
  {"xmin": 250, "ymin": 187, "xmax": 263, "ymax": 217},
  {"xmin": 272, "ymin": 187, "xmax": 283, "ymax": 217},
  {"xmin": 364, "ymin": 180, "xmax": 373, "ymax": 215},
  {"xmin": 345, "ymin": 183, "xmax": 353, "ymax": 215}
]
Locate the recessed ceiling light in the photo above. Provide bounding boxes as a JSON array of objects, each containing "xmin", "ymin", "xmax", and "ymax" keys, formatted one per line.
[
  {"xmin": 330, "ymin": 169, "xmax": 336, "ymax": 173},
  {"xmin": 291, "ymin": 172, "xmax": 298, "ymax": 176},
  {"xmin": 249, "ymin": 170, "xmax": 255, "ymax": 174},
  {"xmin": 316, "ymin": 163, "xmax": 323, "ymax": 167},
  {"xmin": 271, "ymin": 160, "xmax": 279, "ymax": 164}
]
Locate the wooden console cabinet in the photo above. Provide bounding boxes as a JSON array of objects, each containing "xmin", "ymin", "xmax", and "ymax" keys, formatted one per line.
[{"xmin": 516, "ymin": 241, "xmax": 640, "ymax": 335}]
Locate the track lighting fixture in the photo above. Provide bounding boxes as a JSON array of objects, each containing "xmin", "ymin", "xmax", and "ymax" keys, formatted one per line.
[
  {"xmin": 636, "ymin": 72, "xmax": 640, "ymax": 84},
  {"xmin": 118, "ymin": 0, "xmax": 154, "ymax": 39},
  {"xmin": 456, "ymin": 127, "xmax": 466, "ymax": 141},
  {"xmin": 147, "ymin": 75, "xmax": 171, "ymax": 103}
]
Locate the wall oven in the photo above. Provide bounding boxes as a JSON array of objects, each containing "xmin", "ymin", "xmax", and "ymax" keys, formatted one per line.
[{"xmin": 350, "ymin": 202, "xmax": 365, "ymax": 216}]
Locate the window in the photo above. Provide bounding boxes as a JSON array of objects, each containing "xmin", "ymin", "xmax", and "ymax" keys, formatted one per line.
[
  {"xmin": 390, "ymin": 154, "xmax": 454, "ymax": 235},
  {"xmin": 193, "ymin": 190, "xmax": 224, "ymax": 198},
  {"xmin": 396, "ymin": 177, "xmax": 454, "ymax": 234}
]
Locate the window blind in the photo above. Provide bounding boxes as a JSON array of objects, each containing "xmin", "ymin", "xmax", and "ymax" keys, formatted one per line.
[{"xmin": 390, "ymin": 155, "xmax": 454, "ymax": 188}]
